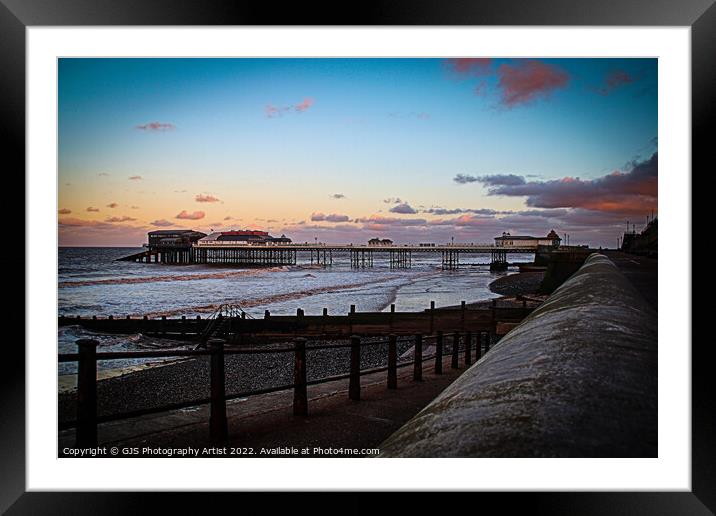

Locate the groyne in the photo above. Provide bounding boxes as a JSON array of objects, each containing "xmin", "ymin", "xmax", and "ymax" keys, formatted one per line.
[{"xmin": 378, "ymin": 253, "xmax": 657, "ymax": 457}]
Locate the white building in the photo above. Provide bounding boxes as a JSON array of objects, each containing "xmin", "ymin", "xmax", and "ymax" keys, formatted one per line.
[{"xmin": 494, "ymin": 230, "xmax": 561, "ymax": 248}]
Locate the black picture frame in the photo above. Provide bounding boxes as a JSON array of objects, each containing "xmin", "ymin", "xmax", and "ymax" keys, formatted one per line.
[{"xmin": 2, "ymin": 0, "xmax": 706, "ymax": 513}]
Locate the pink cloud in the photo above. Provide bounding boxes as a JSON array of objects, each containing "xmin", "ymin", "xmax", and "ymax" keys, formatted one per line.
[
  {"xmin": 105, "ymin": 216, "xmax": 137, "ymax": 223},
  {"xmin": 176, "ymin": 210, "xmax": 205, "ymax": 220},
  {"xmin": 195, "ymin": 194, "xmax": 221, "ymax": 203},
  {"xmin": 58, "ymin": 208, "xmax": 71, "ymax": 214},
  {"xmin": 107, "ymin": 203, "xmax": 119, "ymax": 208},
  {"xmin": 150, "ymin": 219, "xmax": 175, "ymax": 227},
  {"xmin": 444, "ymin": 58, "xmax": 493, "ymax": 77},
  {"xmin": 311, "ymin": 212, "xmax": 350, "ymax": 223},
  {"xmin": 295, "ymin": 97, "xmax": 314, "ymax": 113},
  {"xmin": 135, "ymin": 122, "xmax": 175, "ymax": 131},
  {"xmin": 497, "ymin": 60, "xmax": 570, "ymax": 107},
  {"xmin": 265, "ymin": 98, "xmax": 315, "ymax": 118},
  {"xmin": 128, "ymin": 175, "xmax": 142, "ymax": 180},
  {"xmin": 86, "ymin": 207, "xmax": 99, "ymax": 212},
  {"xmin": 594, "ymin": 69, "xmax": 635, "ymax": 95}
]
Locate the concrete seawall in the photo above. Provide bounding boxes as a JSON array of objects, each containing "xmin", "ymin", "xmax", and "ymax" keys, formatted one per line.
[{"xmin": 378, "ymin": 254, "xmax": 657, "ymax": 457}]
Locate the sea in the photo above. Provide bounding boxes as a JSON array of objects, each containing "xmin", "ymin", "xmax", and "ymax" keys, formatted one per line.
[{"xmin": 58, "ymin": 247, "xmax": 532, "ymax": 379}]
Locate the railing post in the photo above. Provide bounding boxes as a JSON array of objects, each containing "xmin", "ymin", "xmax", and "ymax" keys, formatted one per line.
[
  {"xmin": 349, "ymin": 305, "xmax": 355, "ymax": 335},
  {"xmin": 413, "ymin": 334, "xmax": 423, "ymax": 381},
  {"xmin": 476, "ymin": 331, "xmax": 483, "ymax": 360},
  {"xmin": 451, "ymin": 331, "xmax": 460, "ymax": 369},
  {"xmin": 485, "ymin": 332, "xmax": 492, "ymax": 353},
  {"xmin": 461, "ymin": 300, "xmax": 466, "ymax": 330},
  {"xmin": 387, "ymin": 334, "xmax": 398, "ymax": 389},
  {"xmin": 349, "ymin": 335, "xmax": 361, "ymax": 401},
  {"xmin": 293, "ymin": 338, "xmax": 308, "ymax": 416},
  {"xmin": 465, "ymin": 331, "xmax": 472, "ymax": 366},
  {"xmin": 435, "ymin": 331, "xmax": 443, "ymax": 375},
  {"xmin": 429, "ymin": 301, "xmax": 435, "ymax": 335},
  {"xmin": 209, "ymin": 338, "xmax": 228, "ymax": 445},
  {"xmin": 76, "ymin": 339, "xmax": 98, "ymax": 448},
  {"xmin": 389, "ymin": 303, "xmax": 395, "ymax": 330}
]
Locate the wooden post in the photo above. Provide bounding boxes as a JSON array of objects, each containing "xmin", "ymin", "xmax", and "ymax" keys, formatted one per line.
[
  {"xmin": 413, "ymin": 334, "xmax": 423, "ymax": 381},
  {"xmin": 264, "ymin": 310, "xmax": 270, "ymax": 318},
  {"xmin": 390, "ymin": 303, "xmax": 395, "ymax": 330},
  {"xmin": 429, "ymin": 301, "xmax": 435, "ymax": 335},
  {"xmin": 522, "ymin": 298, "xmax": 528, "ymax": 317},
  {"xmin": 293, "ymin": 338, "xmax": 308, "ymax": 416},
  {"xmin": 387, "ymin": 334, "xmax": 397, "ymax": 389},
  {"xmin": 76, "ymin": 339, "xmax": 98, "ymax": 448},
  {"xmin": 349, "ymin": 305, "xmax": 355, "ymax": 335},
  {"xmin": 451, "ymin": 331, "xmax": 460, "ymax": 369},
  {"xmin": 349, "ymin": 335, "xmax": 361, "ymax": 401},
  {"xmin": 461, "ymin": 300, "xmax": 466, "ymax": 330},
  {"xmin": 209, "ymin": 339, "xmax": 228, "ymax": 444},
  {"xmin": 465, "ymin": 331, "xmax": 472, "ymax": 366},
  {"xmin": 435, "ymin": 331, "xmax": 443, "ymax": 375},
  {"xmin": 476, "ymin": 332, "xmax": 483, "ymax": 360}
]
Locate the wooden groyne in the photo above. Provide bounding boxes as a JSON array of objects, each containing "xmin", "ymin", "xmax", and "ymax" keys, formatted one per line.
[
  {"xmin": 378, "ymin": 254, "xmax": 658, "ymax": 457},
  {"xmin": 58, "ymin": 299, "xmax": 537, "ymax": 339}
]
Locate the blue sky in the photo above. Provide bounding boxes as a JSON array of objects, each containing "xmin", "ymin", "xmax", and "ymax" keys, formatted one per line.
[{"xmin": 58, "ymin": 58, "xmax": 657, "ymax": 247}]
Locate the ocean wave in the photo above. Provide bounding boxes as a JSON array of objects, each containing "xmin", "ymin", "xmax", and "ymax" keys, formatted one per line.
[
  {"xmin": 137, "ymin": 272, "xmax": 436, "ymax": 318},
  {"xmin": 58, "ymin": 266, "xmax": 287, "ymax": 288}
]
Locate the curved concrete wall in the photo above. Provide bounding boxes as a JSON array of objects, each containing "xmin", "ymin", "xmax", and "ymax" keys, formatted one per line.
[{"xmin": 378, "ymin": 254, "xmax": 657, "ymax": 457}]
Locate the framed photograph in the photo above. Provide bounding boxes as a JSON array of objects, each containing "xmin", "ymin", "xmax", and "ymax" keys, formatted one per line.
[{"xmin": 4, "ymin": 0, "xmax": 706, "ymax": 512}]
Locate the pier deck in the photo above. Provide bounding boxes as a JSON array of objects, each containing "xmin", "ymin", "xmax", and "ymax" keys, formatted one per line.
[{"xmin": 119, "ymin": 243, "xmax": 541, "ymax": 269}]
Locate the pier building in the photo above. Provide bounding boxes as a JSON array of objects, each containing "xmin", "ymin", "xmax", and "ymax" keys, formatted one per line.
[{"xmin": 494, "ymin": 230, "xmax": 561, "ymax": 249}]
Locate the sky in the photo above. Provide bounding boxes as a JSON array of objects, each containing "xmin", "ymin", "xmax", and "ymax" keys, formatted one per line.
[{"xmin": 58, "ymin": 58, "xmax": 657, "ymax": 248}]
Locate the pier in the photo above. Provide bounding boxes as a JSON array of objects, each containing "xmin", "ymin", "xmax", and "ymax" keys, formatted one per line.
[{"xmin": 118, "ymin": 243, "xmax": 538, "ymax": 270}]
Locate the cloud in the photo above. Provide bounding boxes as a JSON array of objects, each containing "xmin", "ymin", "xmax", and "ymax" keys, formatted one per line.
[
  {"xmin": 58, "ymin": 208, "xmax": 71, "ymax": 214},
  {"xmin": 476, "ymin": 174, "xmax": 527, "ymax": 187},
  {"xmin": 223, "ymin": 216, "xmax": 234, "ymax": 221},
  {"xmin": 383, "ymin": 197, "xmax": 403, "ymax": 204},
  {"xmin": 594, "ymin": 69, "xmax": 635, "ymax": 95},
  {"xmin": 330, "ymin": 193, "xmax": 346, "ymax": 199},
  {"xmin": 453, "ymin": 174, "xmax": 479, "ymax": 185},
  {"xmin": 355, "ymin": 215, "xmax": 427, "ymax": 227},
  {"xmin": 389, "ymin": 203, "xmax": 418, "ymax": 214},
  {"xmin": 481, "ymin": 152, "xmax": 658, "ymax": 214},
  {"xmin": 106, "ymin": 203, "xmax": 119, "ymax": 208},
  {"xmin": 421, "ymin": 207, "xmax": 505, "ymax": 216},
  {"xmin": 150, "ymin": 219, "xmax": 175, "ymax": 227},
  {"xmin": 444, "ymin": 58, "xmax": 493, "ymax": 77},
  {"xmin": 266, "ymin": 98, "xmax": 315, "ymax": 118},
  {"xmin": 176, "ymin": 210, "xmax": 206, "ymax": 220},
  {"xmin": 135, "ymin": 122, "xmax": 175, "ymax": 131},
  {"xmin": 496, "ymin": 60, "xmax": 570, "ymax": 107},
  {"xmin": 311, "ymin": 212, "xmax": 351, "ymax": 223},
  {"xmin": 128, "ymin": 175, "xmax": 142, "ymax": 180},
  {"xmin": 59, "ymin": 217, "xmax": 113, "ymax": 228},
  {"xmin": 86, "ymin": 207, "xmax": 100, "ymax": 212},
  {"xmin": 105, "ymin": 216, "xmax": 137, "ymax": 223},
  {"xmin": 295, "ymin": 97, "xmax": 314, "ymax": 113},
  {"xmin": 195, "ymin": 194, "xmax": 221, "ymax": 203},
  {"xmin": 131, "ymin": 205, "xmax": 140, "ymax": 209},
  {"xmin": 97, "ymin": 172, "xmax": 110, "ymax": 177}
]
